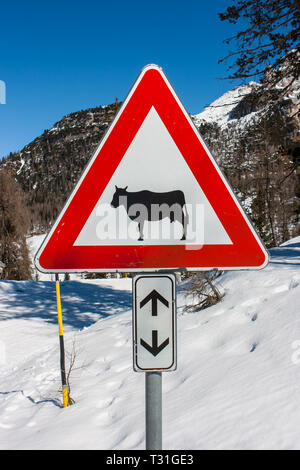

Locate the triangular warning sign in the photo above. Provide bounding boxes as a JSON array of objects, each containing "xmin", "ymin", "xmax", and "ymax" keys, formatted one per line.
[{"xmin": 35, "ymin": 64, "xmax": 269, "ymax": 273}]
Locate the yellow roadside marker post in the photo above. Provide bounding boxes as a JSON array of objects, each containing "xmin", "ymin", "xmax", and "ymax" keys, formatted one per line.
[{"xmin": 55, "ymin": 274, "xmax": 69, "ymax": 408}]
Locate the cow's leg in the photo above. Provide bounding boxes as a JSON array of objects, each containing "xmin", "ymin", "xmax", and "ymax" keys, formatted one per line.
[
  {"xmin": 138, "ymin": 220, "xmax": 144, "ymax": 241},
  {"xmin": 181, "ymin": 209, "xmax": 187, "ymax": 241}
]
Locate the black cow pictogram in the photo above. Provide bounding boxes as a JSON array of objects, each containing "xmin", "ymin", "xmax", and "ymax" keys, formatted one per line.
[{"xmin": 111, "ymin": 186, "xmax": 188, "ymax": 241}]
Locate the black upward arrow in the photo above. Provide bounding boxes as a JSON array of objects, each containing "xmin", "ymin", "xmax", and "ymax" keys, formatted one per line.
[
  {"xmin": 140, "ymin": 330, "xmax": 169, "ymax": 357},
  {"xmin": 140, "ymin": 289, "xmax": 169, "ymax": 316}
]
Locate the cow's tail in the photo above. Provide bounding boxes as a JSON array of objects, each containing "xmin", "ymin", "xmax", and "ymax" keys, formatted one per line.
[
  {"xmin": 183, "ymin": 203, "xmax": 189, "ymax": 225},
  {"xmin": 182, "ymin": 203, "xmax": 189, "ymax": 237}
]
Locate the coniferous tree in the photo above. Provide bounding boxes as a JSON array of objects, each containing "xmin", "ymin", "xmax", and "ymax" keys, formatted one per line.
[
  {"xmin": 218, "ymin": 0, "xmax": 299, "ymax": 96},
  {"xmin": 0, "ymin": 170, "xmax": 32, "ymax": 280}
]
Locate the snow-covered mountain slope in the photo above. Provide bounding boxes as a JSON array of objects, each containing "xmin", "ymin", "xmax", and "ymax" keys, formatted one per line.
[
  {"xmin": 192, "ymin": 83, "xmax": 257, "ymax": 128},
  {"xmin": 0, "ymin": 237, "xmax": 299, "ymax": 449},
  {"xmin": 192, "ymin": 76, "xmax": 299, "ymax": 129}
]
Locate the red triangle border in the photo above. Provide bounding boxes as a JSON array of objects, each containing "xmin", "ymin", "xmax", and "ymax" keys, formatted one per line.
[{"xmin": 35, "ymin": 65, "xmax": 269, "ymax": 272}]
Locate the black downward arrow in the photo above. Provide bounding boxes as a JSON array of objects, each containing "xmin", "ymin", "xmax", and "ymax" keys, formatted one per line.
[
  {"xmin": 140, "ymin": 330, "xmax": 169, "ymax": 357},
  {"xmin": 140, "ymin": 289, "xmax": 169, "ymax": 316}
]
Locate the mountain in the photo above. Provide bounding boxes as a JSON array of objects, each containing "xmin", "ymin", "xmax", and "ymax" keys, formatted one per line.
[
  {"xmin": 193, "ymin": 82, "xmax": 258, "ymax": 127},
  {"xmin": 0, "ymin": 102, "xmax": 121, "ymax": 232},
  {"xmin": 193, "ymin": 78, "xmax": 300, "ymax": 246},
  {"xmin": 0, "ymin": 77, "xmax": 299, "ymax": 248}
]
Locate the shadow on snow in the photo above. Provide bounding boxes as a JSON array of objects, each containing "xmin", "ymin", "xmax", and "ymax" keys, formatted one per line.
[
  {"xmin": 0, "ymin": 281, "xmax": 132, "ymax": 330},
  {"xmin": 269, "ymin": 241, "xmax": 300, "ymax": 266}
]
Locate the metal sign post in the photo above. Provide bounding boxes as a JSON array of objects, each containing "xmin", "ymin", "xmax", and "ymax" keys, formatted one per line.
[
  {"xmin": 133, "ymin": 273, "xmax": 176, "ymax": 449},
  {"xmin": 146, "ymin": 371, "xmax": 162, "ymax": 450}
]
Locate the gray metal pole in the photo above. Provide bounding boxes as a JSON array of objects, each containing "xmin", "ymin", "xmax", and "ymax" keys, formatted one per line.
[{"xmin": 145, "ymin": 371, "xmax": 162, "ymax": 450}]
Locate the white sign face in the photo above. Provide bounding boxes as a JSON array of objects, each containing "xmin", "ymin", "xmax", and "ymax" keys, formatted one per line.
[{"xmin": 133, "ymin": 274, "xmax": 177, "ymax": 372}]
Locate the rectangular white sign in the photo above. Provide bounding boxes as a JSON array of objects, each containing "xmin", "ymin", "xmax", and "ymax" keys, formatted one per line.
[{"xmin": 133, "ymin": 273, "xmax": 177, "ymax": 372}]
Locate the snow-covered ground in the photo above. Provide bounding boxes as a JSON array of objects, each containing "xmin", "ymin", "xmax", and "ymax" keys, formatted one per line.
[{"xmin": 0, "ymin": 237, "xmax": 300, "ymax": 449}]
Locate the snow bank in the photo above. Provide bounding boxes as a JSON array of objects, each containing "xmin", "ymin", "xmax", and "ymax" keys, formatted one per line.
[{"xmin": 0, "ymin": 237, "xmax": 300, "ymax": 449}]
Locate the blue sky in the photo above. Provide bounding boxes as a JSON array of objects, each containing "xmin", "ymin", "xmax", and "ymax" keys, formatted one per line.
[{"xmin": 0, "ymin": 0, "xmax": 242, "ymax": 159}]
